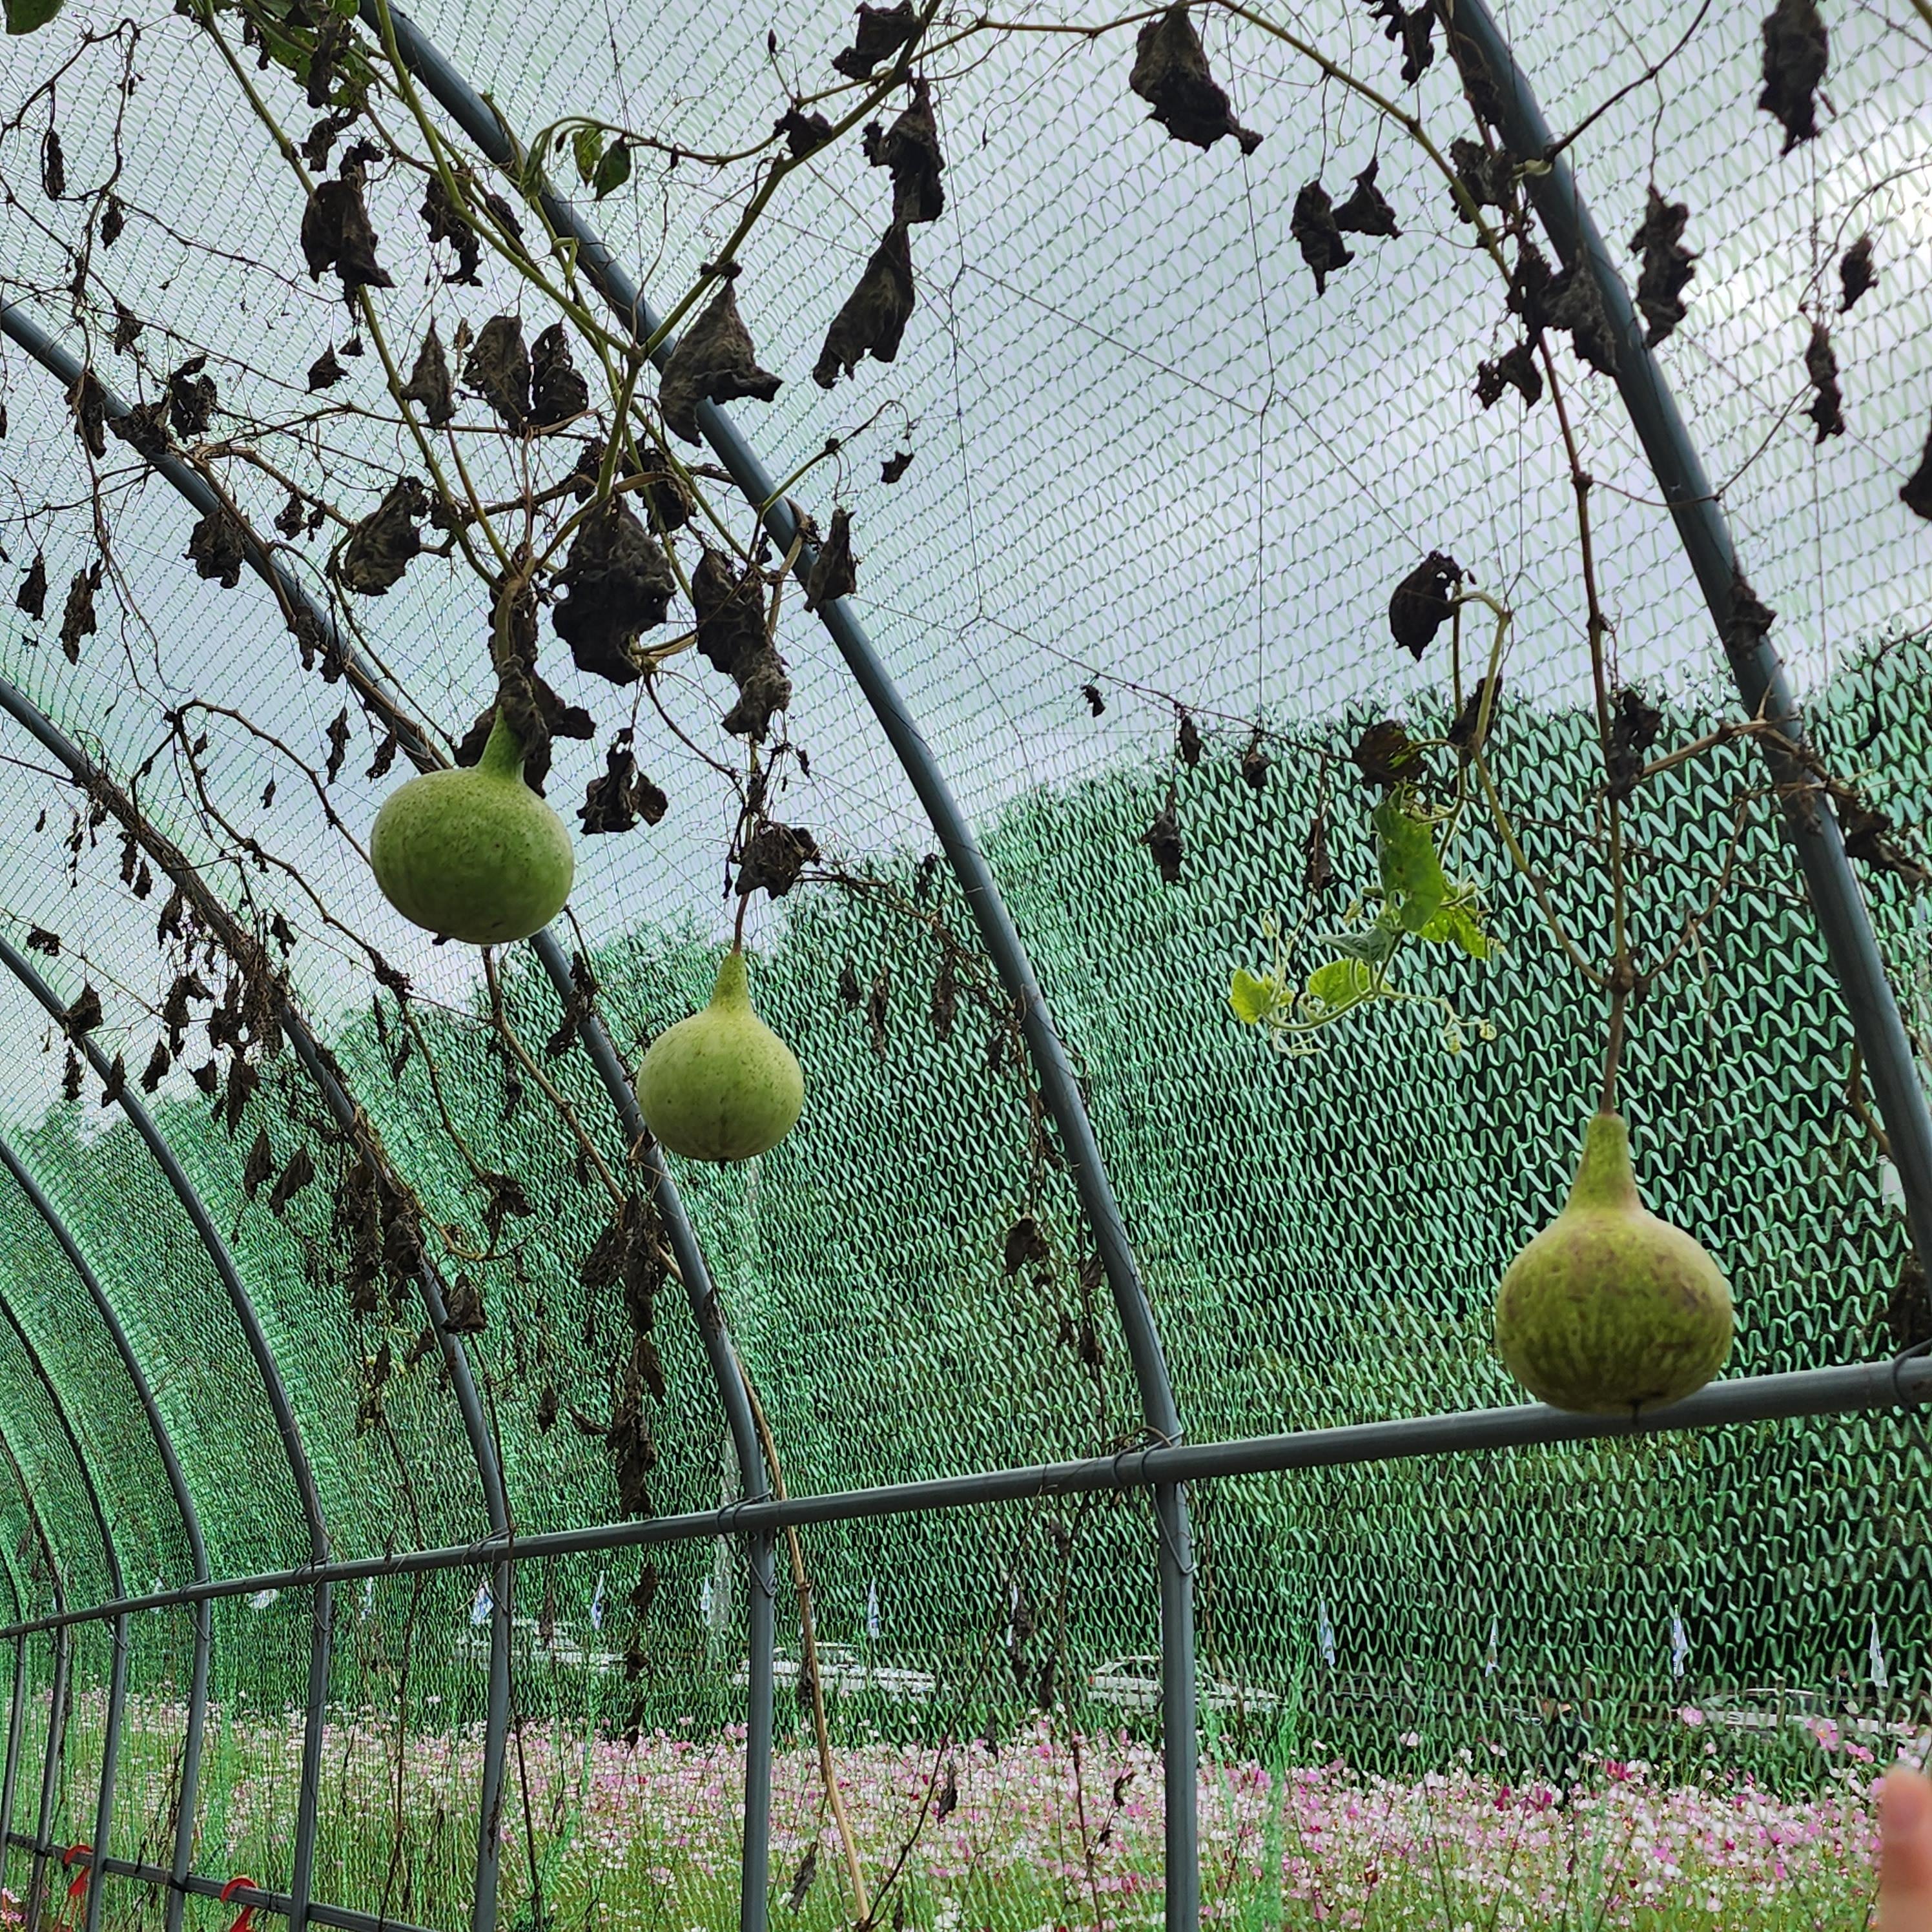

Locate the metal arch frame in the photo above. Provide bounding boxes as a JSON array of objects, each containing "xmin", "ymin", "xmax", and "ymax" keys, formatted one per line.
[
  {"xmin": 1444, "ymin": 0, "xmax": 1932, "ymax": 1266},
  {"xmin": 361, "ymin": 13, "xmax": 1204, "ymax": 1918},
  {"xmin": 0, "ymin": 1278, "xmax": 131, "ymax": 1932},
  {"xmin": 0, "ymin": 936, "xmax": 336, "ymax": 1932},
  {"xmin": 0, "ymin": 296, "xmax": 779, "ymax": 1932},
  {"xmin": 0, "ymin": 1130, "xmax": 214, "ymax": 1932},
  {"xmin": 0, "ymin": 1414, "xmax": 73, "ymax": 1932},
  {"xmin": 0, "ymin": 1446, "xmax": 40, "ymax": 1911},
  {"xmin": 0, "ymin": 673, "xmax": 519, "ymax": 1932}
]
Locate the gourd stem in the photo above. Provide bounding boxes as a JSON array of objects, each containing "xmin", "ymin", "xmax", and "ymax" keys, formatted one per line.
[
  {"xmin": 1601, "ymin": 980, "xmax": 1628, "ymax": 1116},
  {"xmin": 478, "ymin": 710, "xmax": 526, "ymax": 781}
]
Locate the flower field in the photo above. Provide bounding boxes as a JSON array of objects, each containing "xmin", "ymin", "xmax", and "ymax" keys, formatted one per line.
[{"xmin": 23, "ymin": 1698, "xmax": 1900, "ymax": 1930}]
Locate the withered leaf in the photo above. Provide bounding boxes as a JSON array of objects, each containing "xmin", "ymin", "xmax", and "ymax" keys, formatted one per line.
[
  {"xmin": 302, "ymin": 108, "xmax": 358, "ymax": 173},
  {"xmin": 111, "ymin": 302, "xmax": 143, "ymax": 353},
  {"xmin": 804, "ymin": 506, "xmax": 857, "ymax": 609},
  {"xmin": 863, "ymin": 76, "xmax": 944, "ymax": 225},
  {"xmin": 693, "ymin": 545, "xmax": 781, "ymax": 684},
  {"xmin": 736, "ymin": 822, "xmax": 819, "ymax": 899},
  {"xmin": 25, "ymin": 928, "xmax": 58, "ymax": 954},
  {"xmin": 1291, "ymin": 180, "xmax": 1352, "ymax": 296},
  {"xmin": 1448, "ymin": 138, "xmax": 1514, "ymax": 221},
  {"xmin": 865, "ymin": 966, "xmax": 890, "ymax": 1059},
  {"xmin": 1900, "ymin": 413, "xmax": 1932, "ymax": 522},
  {"xmin": 1082, "ymin": 683, "xmax": 1105, "ymax": 716},
  {"xmin": 1004, "ymin": 1215, "xmax": 1051, "ymax": 1277},
  {"xmin": 325, "ymin": 708, "xmax": 351, "ymax": 783},
  {"xmin": 536, "ymin": 1384, "xmax": 559, "ymax": 1432},
  {"xmin": 1142, "ymin": 786, "xmax": 1182, "ymax": 885},
  {"xmin": 300, "ymin": 170, "xmax": 394, "ymax": 295},
  {"xmin": 70, "ymin": 368, "xmax": 107, "ymax": 458},
  {"xmin": 553, "ymin": 497, "xmax": 674, "ymax": 683},
  {"xmin": 1368, "ymin": 0, "xmax": 1434, "ymax": 83},
  {"xmin": 785, "ymin": 1844, "xmax": 817, "ymax": 1913},
  {"xmin": 530, "ymin": 323, "xmax": 590, "ymax": 429},
  {"xmin": 62, "ymin": 1048, "xmax": 81, "ymax": 1104},
  {"xmin": 1725, "ymin": 564, "xmax": 1777, "ymax": 663},
  {"xmin": 1804, "ymin": 321, "xmax": 1845, "ymax": 442},
  {"xmin": 1129, "ymin": 5, "xmax": 1262, "ymax": 154},
  {"xmin": 269, "ymin": 1144, "xmax": 316, "ymax": 1215},
  {"xmin": 1353, "ymin": 719, "xmax": 1420, "ymax": 787},
  {"xmin": 1838, "ymin": 791, "xmax": 1930, "ymax": 889},
  {"xmin": 339, "ymin": 478, "xmax": 428, "ymax": 595},
  {"xmin": 167, "ymin": 356, "xmax": 217, "ymax": 440},
  {"xmin": 838, "ymin": 959, "xmax": 862, "ymax": 1009},
  {"xmin": 1759, "ymin": 0, "xmax": 1826, "ymax": 154},
  {"xmin": 1630, "ymin": 187, "xmax": 1695, "ymax": 346},
  {"xmin": 1475, "ymin": 342, "xmax": 1541, "ymax": 409},
  {"xmin": 139, "ymin": 1041, "xmax": 170, "ymax": 1093},
  {"xmin": 400, "ymin": 321, "xmax": 456, "ymax": 427},
  {"xmin": 1838, "ymin": 235, "xmax": 1876, "ymax": 314},
  {"xmin": 186, "ymin": 509, "xmax": 247, "ymax": 588},
  {"xmin": 443, "ymin": 1275, "xmax": 487, "ymax": 1333},
  {"xmin": 109, "ymin": 398, "xmax": 170, "ymax": 462},
  {"xmin": 242, "ymin": 1127, "xmax": 275, "ymax": 1199},
  {"xmin": 456, "ymin": 671, "xmax": 590, "ymax": 794},
  {"xmin": 776, "ymin": 107, "xmax": 834, "ymax": 157},
  {"xmin": 99, "ymin": 192, "xmax": 125, "ymax": 246},
  {"xmin": 1543, "ymin": 262, "xmax": 1619, "ymax": 376},
  {"xmin": 832, "ymin": 1, "xmax": 919, "ymax": 78},
  {"xmin": 659, "ymin": 270, "xmax": 781, "ymax": 442},
  {"xmin": 420, "ymin": 172, "xmax": 481, "ymax": 286},
  {"xmin": 307, "ymin": 346, "xmax": 345, "ymax": 391},
  {"xmin": 463, "ymin": 314, "xmax": 531, "ymax": 431},
  {"xmin": 306, "ymin": 5, "xmax": 345, "ymax": 106},
  {"xmin": 1388, "ymin": 551, "xmax": 1463, "ymax": 659},
  {"xmin": 1333, "ymin": 159, "xmax": 1399, "ymax": 238},
  {"xmin": 813, "ymin": 220, "xmax": 915, "ymax": 388},
  {"xmin": 1605, "ymin": 686, "xmax": 1662, "ymax": 799},
  {"xmin": 59, "ymin": 560, "xmax": 103, "ymax": 664},
  {"xmin": 1178, "ymin": 710, "xmax": 1202, "ymax": 766},
  {"xmin": 16, "ymin": 555, "xmax": 47, "ymax": 621},
  {"xmin": 1242, "ymin": 731, "xmax": 1271, "ymax": 790},
  {"xmin": 579, "ymin": 740, "xmax": 670, "ymax": 836},
  {"xmin": 98, "ymin": 1054, "xmax": 125, "ymax": 1108},
  {"xmin": 41, "ymin": 128, "xmax": 64, "ymax": 202},
  {"xmin": 881, "ymin": 448, "xmax": 914, "ymax": 483},
  {"xmin": 935, "ymin": 1758, "xmax": 959, "ymax": 1820},
  {"xmin": 1447, "ymin": 673, "xmax": 1502, "ymax": 755},
  {"xmin": 1303, "ymin": 806, "xmax": 1332, "ymax": 895},
  {"xmin": 62, "ymin": 984, "xmax": 103, "ymax": 1036}
]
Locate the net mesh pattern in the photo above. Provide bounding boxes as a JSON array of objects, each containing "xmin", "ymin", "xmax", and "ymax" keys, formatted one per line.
[{"xmin": 0, "ymin": 0, "xmax": 1926, "ymax": 1923}]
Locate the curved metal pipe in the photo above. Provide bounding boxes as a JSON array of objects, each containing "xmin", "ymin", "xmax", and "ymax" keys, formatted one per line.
[
  {"xmin": 0, "ymin": 291, "xmax": 775, "ymax": 1932},
  {"xmin": 0, "ymin": 935, "xmax": 334, "ymax": 1932},
  {"xmin": 0, "ymin": 1290, "xmax": 128, "ymax": 1932},
  {"xmin": 0, "ymin": 1133, "xmax": 212, "ymax": 1932},
  {"xmin": 1446, "ymin": 0, "xmax": 1932, "ymax": 1268},
  {"xmin": 0, "ymin": 1423, "xmax": 71, "ymax": 1932},
  {"xmin": 362, "ymin": 16, "xmax": 1197, "ymax": 1916}
]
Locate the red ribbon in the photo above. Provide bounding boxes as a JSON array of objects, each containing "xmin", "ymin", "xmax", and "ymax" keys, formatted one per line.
[
  {"xmin": 50, "ymin": 1845, "xmax": 90, "ymax": 1932},
  {"xmin": 220, "ymin": 1873, "xmax": 258, "ymax": 1932}
]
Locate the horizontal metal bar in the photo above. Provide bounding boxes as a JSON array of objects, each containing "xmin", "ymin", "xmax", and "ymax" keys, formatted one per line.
[
  {"xmin": 0, "ymin": 1354, "xmax": 1922, "ymax": 1642},
  {"xmin": 5, "ymin": 1835, "xmax": 440, "ymax": 1932}
]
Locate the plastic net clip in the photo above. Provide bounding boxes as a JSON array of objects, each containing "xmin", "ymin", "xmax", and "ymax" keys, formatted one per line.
[{"xmin": 220, "ymin": 1872, "xmax": 259, "ymax": 1932}]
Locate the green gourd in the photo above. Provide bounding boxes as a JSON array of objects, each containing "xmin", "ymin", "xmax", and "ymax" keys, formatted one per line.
[
  {"xmin": 636, "ymin": 949, "xmax": 803, "ymax": 1162},
  {"xmin": 369, "ymin": 712, "xmax": 573, "ymax": 946},
  {"xmin": 1494, "ymin": 1111, "xmax": 1732, "ymax": 1414}
]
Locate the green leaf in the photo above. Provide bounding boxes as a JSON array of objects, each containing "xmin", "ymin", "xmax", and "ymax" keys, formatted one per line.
[
  {"xmin": 1373, "ymin": 798, "xmax": 1448, "ymax": 934},
  {"xmin": 5, "ymin": 0, "xmax": 65, "ymax": 33},
  {"xmin": 1228, "ymin": 968, "xmax": 1277, "ymax": 1025},
  {"xmin": 571, "ymin": 125, "xmax": 605, "ymax": 186},
  {"xmin": 1419, "ymin": 901, "xmax": 1494, "ymax": 960},
  {"xmin": 1317, "ymin": 919, "xmax": 1401, "ymax": 967},
  {"xmin": 1305, "ymin": 958, "xmax": 1373, "ymax": 1012},
  {"xmin": 592, "ymin": 140, "xmax": 632, "ymax": 200}
]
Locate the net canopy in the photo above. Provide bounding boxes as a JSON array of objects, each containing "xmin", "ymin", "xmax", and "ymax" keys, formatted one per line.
[{"xmin": 0, "ymin": 0, "xmax": 1928, "ymax": 1924}]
